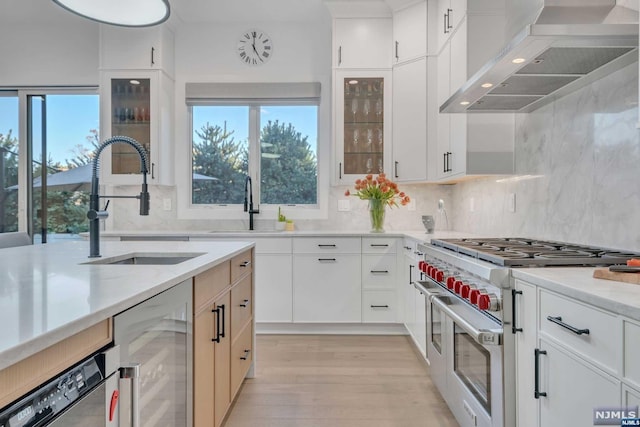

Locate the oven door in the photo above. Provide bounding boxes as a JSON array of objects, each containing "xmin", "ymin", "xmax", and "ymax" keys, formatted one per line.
[{"xmin": 432, "ymin": 295, "xmax": 503, "ymax": 427}]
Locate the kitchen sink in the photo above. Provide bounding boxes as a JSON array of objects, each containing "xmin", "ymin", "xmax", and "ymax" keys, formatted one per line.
[{"xmin": 84, "ymin": 252, "xmax": 206, "ymax": 265}]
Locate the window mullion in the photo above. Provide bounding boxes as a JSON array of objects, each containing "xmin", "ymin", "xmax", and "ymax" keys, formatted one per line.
[{"xmin": 248, "ymin": 105, "xmax": 261, "ymax": 207}]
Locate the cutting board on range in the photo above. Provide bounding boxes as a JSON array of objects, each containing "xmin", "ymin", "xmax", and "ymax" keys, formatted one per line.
[{"xmin": 593, "ymin": 267, "xmax": 640, "ymax": 285}]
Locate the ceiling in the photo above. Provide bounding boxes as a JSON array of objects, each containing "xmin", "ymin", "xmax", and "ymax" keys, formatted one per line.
[{"xmin": 1, "ymin": 0, "xmax": 333, "ymax": 24}]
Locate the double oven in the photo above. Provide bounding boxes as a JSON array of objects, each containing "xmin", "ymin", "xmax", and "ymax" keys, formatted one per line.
[{"xmin": 414, "ymin": 237, "xmax": 640, "ymax": 427}]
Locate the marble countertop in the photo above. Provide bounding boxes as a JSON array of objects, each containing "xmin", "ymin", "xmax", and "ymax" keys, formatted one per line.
[
  {"xmin": 512, "ymin": 268, "xmax": 640, "ymax": 322},
  {"xmin": 0, "ymin": 240, "xmax": 253, "ymax": 371}
]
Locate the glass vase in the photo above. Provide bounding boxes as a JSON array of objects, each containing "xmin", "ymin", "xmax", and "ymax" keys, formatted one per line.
[{"xmin": 368, "ymin": 199, "xmax": 386, "ymax": 233}]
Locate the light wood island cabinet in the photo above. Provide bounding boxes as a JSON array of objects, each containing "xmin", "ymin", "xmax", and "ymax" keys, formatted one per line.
[{"xmin": 193, "ymin": 249, "xmax": 254, "ymax": 427}]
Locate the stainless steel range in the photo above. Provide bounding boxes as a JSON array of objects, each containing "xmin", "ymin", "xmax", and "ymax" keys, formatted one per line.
[{"xmin": 415, "ymin": 238, "xmax": 640, "ymax": 427}]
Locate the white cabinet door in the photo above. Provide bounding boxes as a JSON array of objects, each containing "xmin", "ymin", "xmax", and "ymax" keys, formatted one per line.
[
  {"xmin": 333, "ymin": 18, "xmax": 393, "ymax": 69},
  {"xmin": 100, "ymin": 25, "xmax": 174, "ymax": 75},
  {"xmin": 393, "ymin": 1, "xmax": 427, "ymax": 64},
  {"xmin": 392, "ymin": 58, "xmax": 428, "ymax": 182},
  {"xmin": 514, "ymin": 280, "xmax": 539, "ymax": 427},
  {"xmin": 539, "ymin": 338, "xmax": 621, "ymax": 427},
  {"xmin": 436, "ymin": 42, "xmax": 451, "ymax": 180},
  {"xmin": 403, "ymin": 258, "xmax": 417, "ymax": 336},
  {"xmin": 255, "ymin": 254, "xmax": 293, "ymax": 323},
  {"xmin": 293, "ymin": 254, "xmax": 361, "ymax": 322}
]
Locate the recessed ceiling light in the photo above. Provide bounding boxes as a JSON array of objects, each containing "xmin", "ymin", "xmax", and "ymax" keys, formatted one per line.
[
  {"xmin": 460, "ymin": 101, "xmax": 470, "ymax": 106},
  {"xmin": 481, "ymin": 83, "xmax": 493, "ymax": 88},
  {"xmin": 512, "ymin": 58, "xmax": 526, "ymax": 64},
  {"xmin": 348, "ymin": 80, "xmax": 359, "ymax": 85},
  {"xmin": 129, "ymin": 80, "xmax": 141, "ymax": 85},
  {"xmin": 52, "ymin": 0, "xmax": 170, "ymax": 27}
]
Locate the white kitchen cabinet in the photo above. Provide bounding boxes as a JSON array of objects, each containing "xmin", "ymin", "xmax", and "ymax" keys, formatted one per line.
[
  {"xmin": 435, "ymin": 0, "xmax": 466, "ymax": 54},
  {"xmin": 255, "ymin": 254, "xmax": 293, "ymax": 323},
  {"xmin": 99, "ymin": 69, "xmax": 174, "ymax": 186},
  {"xmin": 99, "ymin": 25, "xmax": 175, "ymax": 76},
  {"xmin": 514, "ymin": 280, "xmax": 539, "ymax": 427},
  {"xmin": 414, "ymin": 285, "xmax": 426, "ymax": 355},
  {"xmin": 392, "ymin": 57, "xmax": 428, "ymax": 182},
  {"xmin": 362, "ymin": 290, "xmax": 397, "ymax": 323},
  {"xmin": 392, "ymin": 1, "xmax": 427, "ymax": 64},
  {"xmin": 334, "ymin": 69, "xmax": 392, "ymax": 184},
  {"xmin": 332, "ymin": 18, "xmax": 393, "ymax": 69},
  {"xmin": 538, "ymin": 338, "xmax": 620, "ymax": 427},
  {"xmin": 430, "ymin": 10, "xmax": 515, "ymax": 182}
]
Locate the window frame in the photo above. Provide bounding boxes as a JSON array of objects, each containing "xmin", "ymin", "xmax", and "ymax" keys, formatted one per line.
[{"xmin": 184, "ymin": 98, "xmax": 327, "ymax": 221}]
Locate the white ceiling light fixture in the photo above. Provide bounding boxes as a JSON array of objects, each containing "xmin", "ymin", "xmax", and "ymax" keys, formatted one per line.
[{"xmin": 52, "ymin": 0, "xmax": 170, "ymax": 27}]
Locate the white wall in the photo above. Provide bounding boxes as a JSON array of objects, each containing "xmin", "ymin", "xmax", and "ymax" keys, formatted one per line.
[{"xmin": 0, "ymin": 22, "xmax": 99, "ymax": 86}]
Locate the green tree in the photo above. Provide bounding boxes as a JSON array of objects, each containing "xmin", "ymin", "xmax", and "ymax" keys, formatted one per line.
[
  {"xmin": 260, "ymin": 120, "xmax": 317, "ymax": 204},
  {"xmin": 0, "ymin": 130, "xmax": 19, "ymax": 232},
  {"xmin": 192, "ymin": 122, "xmax": 248, "ymax": 204}
]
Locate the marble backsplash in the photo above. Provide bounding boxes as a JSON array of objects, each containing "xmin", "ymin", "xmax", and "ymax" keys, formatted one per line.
[
  {"xmin": 110, "ymin": 62, "xmax": 640, "ymax": 251},
  {"xmin": 452, "ymin": 62, "xmax": 640, "ymax": 251}
]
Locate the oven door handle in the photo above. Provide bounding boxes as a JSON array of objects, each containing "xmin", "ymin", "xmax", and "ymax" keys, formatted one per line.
[
  {"xmin": 120, "ymin": 364, "xmax": 141, "ymax": 427},
  {"xmin": 431, "ymin": 295, "xmax": 502, "ymax": 346}
]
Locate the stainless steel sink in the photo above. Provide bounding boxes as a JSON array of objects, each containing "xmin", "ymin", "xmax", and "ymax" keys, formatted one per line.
[{"xmin": 84, "ymin": 252, "xmax": 205, "ymax": 265}]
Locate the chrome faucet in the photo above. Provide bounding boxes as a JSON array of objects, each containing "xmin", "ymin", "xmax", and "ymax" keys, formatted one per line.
[
  {"xmin": 87, "ymin": 136, "xmax": 150, "ymax": 258},
  {"xmin": 243, "ymin": 175, "xmax": 259, "ymax": 230}
]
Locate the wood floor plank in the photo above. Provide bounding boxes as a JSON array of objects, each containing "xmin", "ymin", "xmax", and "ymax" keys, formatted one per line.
[{"xmin": 223, "ymin": 335, "xmax": 459, "ymax": 427}]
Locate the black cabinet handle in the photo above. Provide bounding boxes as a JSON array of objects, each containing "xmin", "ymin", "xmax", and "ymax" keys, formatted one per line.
[
  {"xmin": 220, "ymin": 304, "xmax": 226, "ymax": 338},
  {"xmin": 151, "ymin": 162, "xmax": 155, "ymax": 180},
  {"xmin": 151, "ymin": 47, "xmax": 155, "ymax": 65},
  {"xmin": 443, "ymin": 153, "xmax": 447, "ymax": 173},
  {"xmin": 546, "ymin": 316, "xmax": 590, "ymax": 335},
  {"xmin": 240, "ymin": 299, "xmax": 250, "ymax": 308},
  {"xmin": 318, "ymin": 244, "xmax": 336, "ymax": 248},
  {"xmin": 394, "ymin": 161, "xmax": 399, "ymax": 178},
  {"xmin": 318, "ymin": 258, "xmax": 337, "ymax": 262},
  {"xmin": 404, "ymin": 246, "xmax": 412, "ymax": 250},
  {"xmin": 212, "ymin": 307, "xmax": 221, "ymax": 343},
  {"xmin": 512, "ymin": 289, "xmax": 523, "ymax": 334},
  {"xmin": 409, "ymin": 264, "xmax": 414, "ymax": 284},
  {"xmin": 240, "ymin": 349, "xmax": 251, "ymax": 360},
  {"xmin": 395, "ymin": 41, "xmax": 399, "ymax": 60},
  {"xmin": 443, "ymin": 13, "xmax": 448, "ymax": 34},
  {"xmin": 370, "ymin": 270, "xmax": 389, "ymax": 274},
  {"xmin": 338, "ymin": 46, "xmax": 342, "ymax": 66},
  {"xmin": 534, "ymin": 348, "xmax": 547, "ymax": 399},
  {"xmin": 371, "ymin": 305, "xmax": 389, "ymax": 308},
  {"xmin": 339, "ymin": 162, "xmax": 342, "ymax": 179},
  {"xmin": 240, "ymin": 260, "xmax": 251, "ymax": 267},
  {"xmin": 447, "ymin": 8, "xmax": 453, "ymax": 30}
]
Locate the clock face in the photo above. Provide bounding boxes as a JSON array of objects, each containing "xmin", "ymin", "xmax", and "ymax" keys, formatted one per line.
[{"xmin": 237, "ymin": 29, "xmax": 272, "ymax": 66}]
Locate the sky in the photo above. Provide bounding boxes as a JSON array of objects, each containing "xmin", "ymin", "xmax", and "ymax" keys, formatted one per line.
[{"xmin": 0, "ymin": 96, "xmax": 317, "ymax": 164}]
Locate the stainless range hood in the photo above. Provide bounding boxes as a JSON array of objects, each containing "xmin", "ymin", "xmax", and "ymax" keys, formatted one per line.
[{"xmin": 440, "ymin": 0, "xmax": 639, "ymax": 113}]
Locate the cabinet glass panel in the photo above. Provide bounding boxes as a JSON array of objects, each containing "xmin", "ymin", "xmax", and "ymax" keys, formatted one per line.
[
  {"xmin": 111, "ymin": 78, "xmax": 151, "ymax": 175},
  {"xmin": 343, "ymin": 77, "xmax": 384, "ymax": 175}
]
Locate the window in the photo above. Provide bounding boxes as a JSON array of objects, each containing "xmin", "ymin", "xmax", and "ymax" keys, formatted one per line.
[{"xmin": 187, "ymin": 82, "xmax": 320, "ymax": 212}]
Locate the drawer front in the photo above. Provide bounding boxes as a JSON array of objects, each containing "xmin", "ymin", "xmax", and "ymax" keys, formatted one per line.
[
  {"xmin": 231, "ymin": 274, "xmax": 253, "ymax": 335},
  {"xmin": 539, "ymin": 289, "xmax": 620, "ymax": 374},
  {"xmin": 194, "ymin": 261, "xmax": 231, "ymax": 312},
  {"xmin": 362, "ymin": 237, "xmax": 398, "ymax": 254},
  {"xmin": 624, "ymin": 319, "xmax": 640, "ymax": 388},
  {"xmin": 253, "ymin": 237, "xmax": 292, "ymax": 254},
  {"xmin": 362, "ymin": 254, "xmax": 397, "ymax": 289},
  {"xmin": 231, "ymin": 322, "xmax": 253, "ymax": 398},
  {"xmin": 293, "ymin": 237, "xmax": 361, "ymax": 254},
  {"xmin": 231, "ymin": 249, "xmax": 253, "ymax": 283},
  {"xmin": 362, "ymin": 290, "xmax": 397, "ymax": 323}
]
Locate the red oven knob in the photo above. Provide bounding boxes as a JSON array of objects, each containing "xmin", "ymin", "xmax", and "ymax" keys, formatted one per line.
[
  {"xmin": 430, "ymin": 267, "xmax": 438, "ymax": 279},
  {"xmin": 454, "ymin": 280, "xmax": 464, "ymax": 295},
  {"xmin": 436, "ymin": 270, "xmax": 445, "ymax": 282},
  {"xmin": 446, "ymin": 276, "xmax": 456, "ymax": 289},
  {"xmin": 418, "ymin": 261, "xmax": 425, "ymax": 271},
  {"xmin": 469, "ymin": 289, "xmax": 482, "ymax": 305},
  {"xmin": 461, "ymin": 284, "xmax": 476, "ymax": 299},
  {"xmin": 427, "ymin": 266, "xmax": 434, "ymax": 276},
  {"xmin": 477, "ymin": 294, "xmax": 491, "ymax": 310}
]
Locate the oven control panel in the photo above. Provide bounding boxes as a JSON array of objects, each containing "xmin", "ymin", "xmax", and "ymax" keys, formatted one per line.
[{"xmin": 0, "ymin": 355, "xmax": 104, "ymax": 427}]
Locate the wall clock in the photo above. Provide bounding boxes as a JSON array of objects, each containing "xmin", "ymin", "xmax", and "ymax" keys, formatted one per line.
[{"xmin": 237, "ymin": 29, "xmax": 273, "ymax": 66}]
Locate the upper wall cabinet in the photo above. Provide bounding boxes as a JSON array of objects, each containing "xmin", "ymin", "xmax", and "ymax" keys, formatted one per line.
[
  {"xmin": 99, "ymin": 25, "xmax": 175, "ymax": 77},
  {"xmin": 435, "ymin": 0, "xmax": 465, "ymax": 54},
  {"xmin": 392, "ymin": 1, "xmax": 427, "ymax": 64},
  {"xmin": 333, "ymin": 18, "xmax": 393, "ymax": 69}
]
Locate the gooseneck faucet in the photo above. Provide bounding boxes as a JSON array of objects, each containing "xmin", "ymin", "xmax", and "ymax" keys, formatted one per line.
[
  {"xmin": 87, "ymin": 136, "xmax": 150, "ymax": 258},
  {"xmin": 243, "ymin": 175, "xmax": 260, "ymax": 230}
]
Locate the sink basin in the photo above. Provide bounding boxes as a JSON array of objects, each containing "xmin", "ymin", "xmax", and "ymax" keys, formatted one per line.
[{"xmin": 84, "ymin": 252, "xmax": 205, "ymax": 265}]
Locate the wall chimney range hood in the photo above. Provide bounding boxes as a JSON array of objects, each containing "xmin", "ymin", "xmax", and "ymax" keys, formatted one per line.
[{"xmin": 440, "ymin": 0, "xmax": 638, "ymax": 113}]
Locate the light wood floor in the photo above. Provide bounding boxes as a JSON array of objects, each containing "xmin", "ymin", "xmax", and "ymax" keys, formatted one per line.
[{"xmin": 223, "ymin": 335, "xmax": 459, "ymax": 427}]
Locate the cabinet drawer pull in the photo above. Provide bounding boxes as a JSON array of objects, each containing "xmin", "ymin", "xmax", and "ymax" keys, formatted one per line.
[
  {"xmin": 512, "ymin": 289, "xmax": 523, "ymax": 334},
  {"xmin": 318, "ymin": 244, "xmax": 336, "ymax": 248},
  {"xmin": 370, "ymin": 244, "xmax": 389, "ymax": 247},
  {"xmin": 151, "ymin": 47, "xmax": 155, "ymax": 65},
  {"xmin": 546, "ymin": 316, "xmax": 590, "ymax": 335},
  {"xmin": 534, "ymin": 348, "xmax": 547, "ymax": 399},
  {"xmin": 370, "ymin": 270, "xmax": 389, "ymax": 274},
  {"xmin": 338, "ymin": 46, "xmax": 342, "ymax": 66},
  {"xmin": 414, "ymin": 251, "xmax": 424, "ymax": 256},
  {"xmin": 443, "ymin": 12, "xmax": 448, "ymax": 34},
  {"xmin": 240, "ymin": 349, "xmax": 251, "ymax": 360},
  {"xmin": 240, "ymin": 260, "xmax": 251, "ymax": 267},
  {"xmin": 404, "ymin": 246, "xmax": 412, "ymax": 250},
  {"xmin": 212, "ymin": 307, "xmax": 221, "ymax": 343},
  {"xmin": 318, "ymin": 258, "xmax": 337, "ymax": 262},
  {"xmin": 409, "ymin": 264, "xmax": 414, "ymax": 284},
  {"xmin": 395, "ymin": 40, "xmax": 399, "ymax": 60},
  {"xmin": 447, "ymin": 8, "xmax": 453, "ymax": 30},
  {"xmin": 370, "ymin": 305, "xmax": 389, "ymax": 308},
  {"xmin": 339, "ymin": 162, "xmax": 342, "ymax": 179},
  {"xmin": 240, "ymin": 299, "xmax": 250, "ymax": 308}
]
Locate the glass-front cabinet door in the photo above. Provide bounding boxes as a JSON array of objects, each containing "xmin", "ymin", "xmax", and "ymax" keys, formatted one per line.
[
  {"xmin": 334, "ymin": 70, "xmax": 391, "ymax": 184},
  {"xmin": 99, "ymin": 70, "xmax": 174, "ymax": 185}
]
